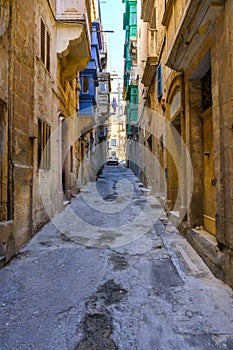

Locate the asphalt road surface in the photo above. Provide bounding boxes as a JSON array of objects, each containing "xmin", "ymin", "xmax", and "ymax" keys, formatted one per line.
[{"xmin": 0, "ymin": 166, "xmax": 233, "ymax": 349}]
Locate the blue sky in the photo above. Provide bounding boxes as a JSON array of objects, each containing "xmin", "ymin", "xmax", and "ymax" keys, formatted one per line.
[{"xmin": 100, "ymin": 0, "xmax": 125, "ymax": 77}]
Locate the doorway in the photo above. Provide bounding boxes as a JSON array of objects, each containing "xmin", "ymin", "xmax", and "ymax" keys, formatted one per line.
[
  {"xmin": 61, "ymin": 119, "xmax": 70, "ymax": 200},
  {"xmin": 201, "ymin": 107, "xmax": 216, "ymax": 235}
]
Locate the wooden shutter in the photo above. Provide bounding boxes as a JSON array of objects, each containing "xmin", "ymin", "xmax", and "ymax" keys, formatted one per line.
[
  {"xmin": 38, "ymin": 119, "xmax": 42, "ymax": 168},
  {"xmin": 46, "ymin": 31, "xmax": 50, "ymax": 72},
  {"xmin": 157, "ymin": 64, "xmax": 162, "ymax": 100},
  {"xmin": 40, "ymin": 19, "xmax": 45, "ymax": 64}
]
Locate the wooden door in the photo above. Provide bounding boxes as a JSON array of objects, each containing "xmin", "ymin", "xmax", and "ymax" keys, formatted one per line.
[{"xmin": 202, "ymin": 108, "xmax": 216, "ymax": 235}]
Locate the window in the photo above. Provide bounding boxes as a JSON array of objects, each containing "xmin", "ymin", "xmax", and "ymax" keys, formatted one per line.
[
  {"xmin": 40, "ymin": 18, "xmax": 50, "ymax": 72},
  {"xmin": 156, "ymin": 64, "xmax": 162, "ymax": 100},
  {"xmin": 99, "ymin": 95, "xmax": 108, "ymax": 102},
  {"xmin": 111, "ymin": 139, "xmax": 116, "ymax": 146},
  {"xmin": 70, "ymin": 146, "xmax": 73, "ymax": 173},
  {"xmin": 131, "ymin": 27, "xmax": 137, "ymax": 37},
  {"xmin": 82, "ymin": 76, "xmax": 89, "ymax": 93},
  {"xmin": 46, "ymin": 31, "xmax": 50, "ymax": 71},
  {"xmin": 38, "ymin": 119, "xmax": 51, "ymax": 170},
  {"xmin": 131, "ymin": 13, "xmax": 137, "ymax": 25},
  {"xmin": 100, "ymin": 83, "xmax": 107, "ymax": 93},
  {"xmin": 201, "ymin": 69, "xmax": 212, "ymax": 111},
  {"xmin": 170, "ymin": 90, "xmax": 181, "ymax": 118}
]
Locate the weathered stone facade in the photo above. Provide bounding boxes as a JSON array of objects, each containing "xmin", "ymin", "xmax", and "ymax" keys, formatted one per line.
[
  {"xmin": 0, "ymin": 0, "xmax": 94, "ymax": 266},
  {"xmin": 137, "ymin": 0, "xmax": 233, "ymax": 288},
  {"xmin": 0, "ymin": 0, "xmax": 35, "ymax": 261}
]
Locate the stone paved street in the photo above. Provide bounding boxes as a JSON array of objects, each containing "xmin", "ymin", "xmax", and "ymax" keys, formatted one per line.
[{"xmin": 0, "ymin": 167, "xmax": 233, "ymax": 350}]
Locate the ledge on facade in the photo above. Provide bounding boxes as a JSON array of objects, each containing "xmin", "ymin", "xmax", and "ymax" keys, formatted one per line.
[
  {"xmin": 141, "ymin": 0, "xmax": 156, "ymax": 25},
  {"xmin": 162, "ymin": 0, "xmax": 173, "ymax": 27},
  {"xmin": 57, "ymin": 21, "xmax": 91, "ymax": 78},
  {"xmin": 166, "ymin": 0, "xmax": 225, "ymax": 71},
  {"xmin": 141, "ymin": 55, "xmax": 158, "ymax": 87}
]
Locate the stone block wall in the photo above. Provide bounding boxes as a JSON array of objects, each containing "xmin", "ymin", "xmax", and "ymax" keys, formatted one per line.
[
  {"xmin": 137, "ymin": 0, "xmax": 233, "ymax": 288},
  {"xmin": 0, "ymin": 0, "xmax": 96, "ymax": 265},
  {"xmin": 0, "ymin": 0, "xmax": 35, "ymax": 260},
  {"xmin": 11, "ymin": 0, "xmax": 35, "ymax": 249}
]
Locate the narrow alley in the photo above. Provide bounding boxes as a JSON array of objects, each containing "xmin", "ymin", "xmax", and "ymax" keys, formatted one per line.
[
  {"xmin": 1, "ymin": 0, "xmax": 233, "ymax": 349},
  {"xmin": 0, "ymin": 165, "xmax": 233, "ymax": 350}
]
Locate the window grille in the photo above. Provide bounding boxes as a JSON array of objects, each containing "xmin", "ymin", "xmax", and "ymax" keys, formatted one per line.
[
  {"xmin": 40, "ymin": 19, "xmax": 45, "ymax": 64},
  {"xmin": 38, "ymin": 119, "xmax": 51, "ymax": 170},
  {"xmin": 40, "ymin": 18, "xmax": 50, "ymax": 72},
  {"xmin": 201, "ymin": 69, "xmax": 212, "ymax": 111},
  {"xmin": 111, "ymin": 139, "xmax": 116, "ymax": 146},
  {"xmin": 46, "ymin": 31, "xmax": 50, "ymax": 71},
  {"xmin": 82, "ymin": 77, "xmax": 89, "ymax": 93},
  {"xmin": 156, "ymin": 64, "xmax": 162, "ymax": 100}
]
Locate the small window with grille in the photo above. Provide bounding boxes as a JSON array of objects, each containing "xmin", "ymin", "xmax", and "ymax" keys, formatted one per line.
[
  {"xmin": 201, "ymin": 69, "xmax": 212, "ymax": 112},
  {"xmin": 40, "ymin": 18, "xmax": 50, "ymax": 72},
  {"xmin": 38, "ymin": 119, "xmax": 51, "ymax": 170},
  {"xmin": 156, "ymin": 64, "xmax": 162, "ymax": 100},
  {"xmin": 111, "ymin": 139, "xmax": 116, "ymax": 146},
  {"xmin": 82, "ymin": 77, "xmax": 89, "ymax": 93}
]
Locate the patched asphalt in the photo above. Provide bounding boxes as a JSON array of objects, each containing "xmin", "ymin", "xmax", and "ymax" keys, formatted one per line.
[{"xmin": 0, "ymin": 166, "xmax": 233, "ymax": 349}]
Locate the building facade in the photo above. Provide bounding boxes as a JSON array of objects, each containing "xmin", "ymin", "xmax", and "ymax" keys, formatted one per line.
[
  {"xmin": 127, "ymin": 0, "xmax": 233, "ymax": 288},
  {"xmin": 0, "ymin": 0, "xmax": 36, "ymax": 263},
  {"xmin": 0, "ymin": 0, "xmax": 98, "ymax": 266},
  {"xmin": 95, "ymin": 71, "xmax": 111, "ymax": 174},
  {"xmin": 122, "ymin": 0, "xmax": 139, "ymax": 173},
  {"xmin": 78, "ymin": 21, "xmax": 102, "ymax": 184},
  {"xmin": 108, "ymin": 77, "xmax": 126, "ymax": 162},
  {"xmin": 79, "ymin": 21, "xmax": 111, "ymax": 182},
  {"xmin": 162, "ymin": 0, "xmax": 233, "ymax": 288}
]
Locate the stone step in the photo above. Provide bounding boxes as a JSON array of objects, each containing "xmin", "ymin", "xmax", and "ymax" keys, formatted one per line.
[
  {"xmin": 187, "ymin": 228, "xmax": 224, "ymax": 281},
  {"xmin": 176, "ymin": 244, "xmax": 202, "ymax": 276},
  {"xmin": 141, "ymin": 188, "xmax": 152, "ymax": 196}
]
